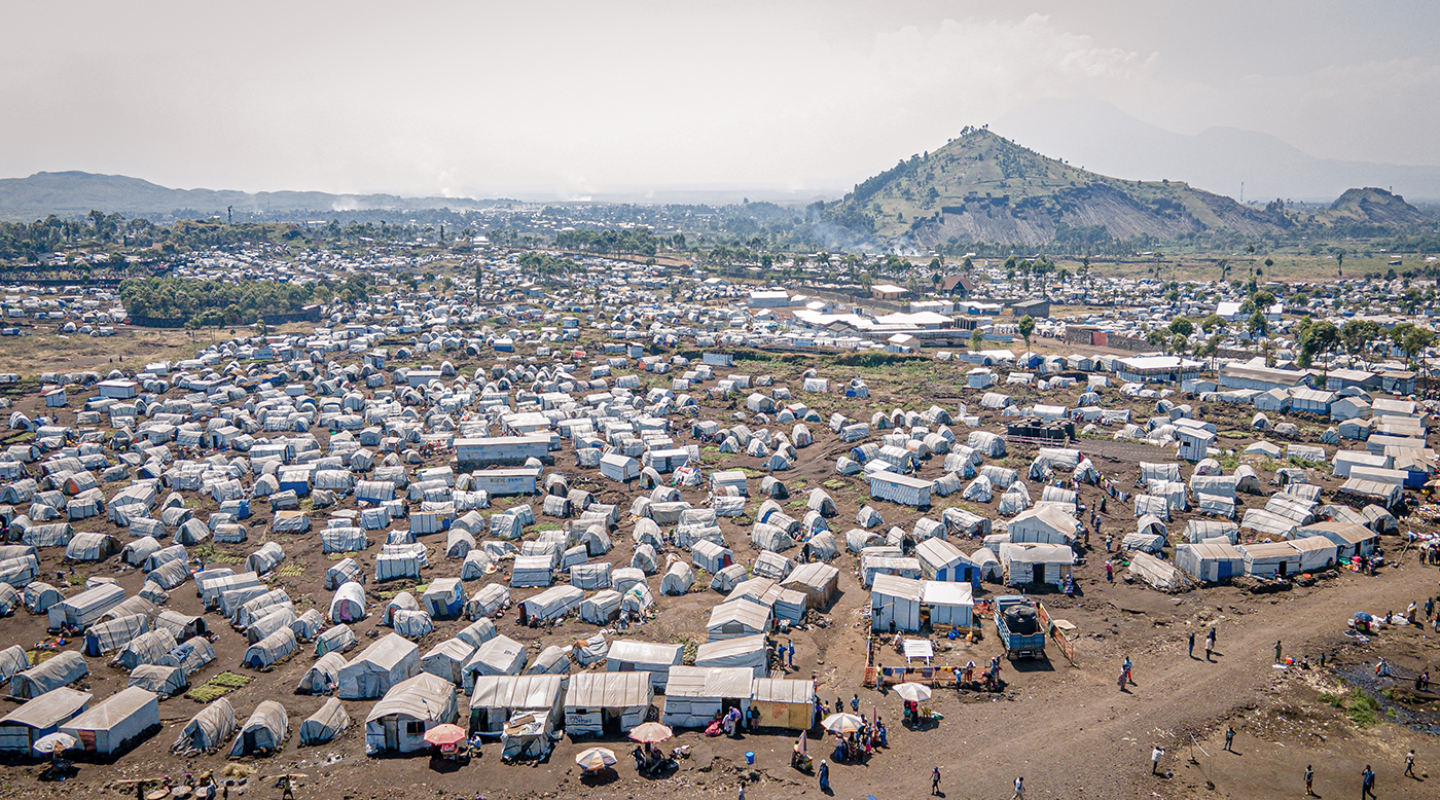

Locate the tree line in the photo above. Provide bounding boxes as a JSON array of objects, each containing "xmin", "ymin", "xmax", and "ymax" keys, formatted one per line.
[{"xmin": 117, "ymin": 276, "xmax": 353, "ymax": 325}]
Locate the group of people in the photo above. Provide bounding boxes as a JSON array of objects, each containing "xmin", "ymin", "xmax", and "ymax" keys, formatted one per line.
[
  {"xmin": 831, "ymin": 717, "xmax": 885, "ymax": 763},
  {"xmin": 1183, "ymin": 626, "xmax": 1218, "ymax": 662}
]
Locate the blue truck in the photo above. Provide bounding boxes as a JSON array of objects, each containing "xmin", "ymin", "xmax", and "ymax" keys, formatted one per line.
[{"xmin": 994, "ymin": 595, "xmax": 1047, "ymax": 659}]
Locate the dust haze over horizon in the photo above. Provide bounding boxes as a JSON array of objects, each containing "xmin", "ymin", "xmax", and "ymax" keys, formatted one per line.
[{"xmin": 4, "ymin": 0, "xmax": 1439, "ymax": 204}]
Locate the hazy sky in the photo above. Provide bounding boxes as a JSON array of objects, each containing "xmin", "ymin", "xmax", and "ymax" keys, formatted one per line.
[{"xmin": 3, "ymin": 1, "xmax": 1438, "ymax": 198}]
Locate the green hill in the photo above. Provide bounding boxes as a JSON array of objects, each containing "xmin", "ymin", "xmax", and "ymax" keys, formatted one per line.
[{"xmin": 824, "ymin": 129, "xmax": 1295, "ymax": 246}]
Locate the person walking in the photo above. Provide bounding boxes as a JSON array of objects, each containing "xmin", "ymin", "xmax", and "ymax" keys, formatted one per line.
[
  {"xmin": 1361, "ymin": 764, "xmax": 1376, "ymax": 800},
  {"xmin": 1204, "ymin": 636, "xmax": 1213, "ymax": 662},
  {"xmin": 1305, "ymin": 765, "xmax": 1315, "ymax": 797},
  {"xmin": 1405, "ymin": 749, "xmax": 1416, "ymax": 778},
  {"xmin": 1106, "ymin": 560, "xmax": 1114, "ymax": 582},
  {"xmin": 1223, "ymin": 726, "xmax": 1235, "ymax": 752},
  {"xmin": 738, "ymin": 783, "xmax": 746, "ymax": 800},
  {"xmin": 1188, "ymin": 631, "xmax": 1195, "ymax": 658},
  {"xmin": 931, "ymin": 766, "xmax": 941, "ymax": 796},
  {"xmin": 1152, "ymin": 745, "xmax": 1165, "ymax": 775},
  {"xmin": 1123, "ymin": 655, "xmax": 1133, "ymax": 685},
  {"xmin": 818, "ymin": 760, "xmax": 830, "ymax": 792},
  {"xmin": 1275, "ymin": 640, "xmax": 1284, "ymax": 664},
  {"xmin": 1011, "ymin": 776, "xmax": 1025, "ymax": 800},
  {"xmin": 851, "ymin": 693, "xmax": 860, "ymax": 713},
  {"xmin": 281, "ymin": 774, "xmax": 296, "ymax": 800}
]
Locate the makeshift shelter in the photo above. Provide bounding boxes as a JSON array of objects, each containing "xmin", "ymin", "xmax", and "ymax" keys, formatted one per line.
[
  {"xmin": 921, "ymin": 580, "xmax": 974, "ymax": 627},
  {"xmin": 9, "ymin": 652, "xmax": 88, "ymax": 699},
  {"xmin": 0, "ymin": 686, "xmax": 92, "ymax": 754},
  {"xmin": 750, "ymin": 678, "xmax": 813, "ymax": 729},
  {"xmin": 462, "ymin": 635, "xmax": 529, "ymax": 691},
  {"xmin": 662, "ymin": 666, "xmax": 753, "ymax": 729},
  {"xmin": 606, "ymin": 641, "xmax": 683, "ymax": 691},
  {"xmin": 871, "ymin": 574, "xmax": 922, "ymax": 632},
  {"xmin": 693, "ymin": 634, "xmax": 768, "ymax": 678},
  {"xmin": 47, "ymin": 582, "xmax": 124, "ymax": 631},
  {"xmin": 300, "ymin": 696, "xmax": 350, "ymax": 745},
  {"xmin": 242, "ymin": 627, "xmax": 297, "ymax": 671},
  {"xmin": 706, "ymin": 600, "xmax": 772, "ymax": 642},
  {"xmin": 564, "ymin": 672, "xmax": 654, "ymax": 736},
  {"xmin": 421, "ymin": 638, "xmax": 478, "ymax": 686},
  {"xmin": 364, "ymin": 673, "xmax": 457, "ymax": 755},
  {"xmin": 61, "ymin": 686, "xmax": 159, "ymax": 757},
  {"xmin": 1236, "ymin": 541, "xmax": 1303, "ymax": 577},
  {"xmin": 126, "ymin": 664, "xmax": 187, "ymax": 698},
  {"xmin": 468, "ymin": 674, "xmax": 567, "ymax": 739},
  {"xmin": 1126, "ymin": 552, "xmax": 1187, "ymax": 592},
  {"xmin": 64, "ymin": 533, "xmax": 119, "ymax": 563},
  {"xmin": 522, "ymin": 585, "xmax": 583, "ymax": 622},
  {"xmin": 421, "ymin": 578, "xmax": 466, "ymax": 618},
  {"xmin": 1294, "ymin": 521, "xmax": 1377, "ymax": 559},
  {"xmin": 1006, "ymin": 506, "xmax": 1079, "ymax": 545},
  {"xmin": 661, "ymin": 560, "xmax": 695, "ymax": 595},
  {"xmin": 297, "ymin": 652, "xmax": 348, "ymax": 695},
  {"xmin": 84, "ymin": 614, "xmax": 149, "ymax": 657},
  {"xmin": 915, "ymin": 539, "xmax": 980, "ymax": 586},
  {"xmin": 780, "ymin": 562, "xmax": 840, "ymax": 610},
  {"xmin": 229, "ymin": 700, "xmax": 288, "ymax": 757},
  {"xmin": 1000, "ymin": 543, "xmax": 1075, "ymax": 587},
  {"xmin": 338, "ymin": 634, "xmax": 420, "ymax": 699}
]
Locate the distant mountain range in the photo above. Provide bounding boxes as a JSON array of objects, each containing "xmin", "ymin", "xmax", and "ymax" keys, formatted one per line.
[
  {"xmin": 0, "ymin": 171, "xmax": 492, "ymax": 220},
  {"xmin": 994, "ymin": 98, "xmax": 1440, "ymax": 204}
]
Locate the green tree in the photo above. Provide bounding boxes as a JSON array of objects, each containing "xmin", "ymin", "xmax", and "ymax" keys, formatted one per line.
[
  {"xmin": 1169, "ymin": 317, "xmax": 1194, "ymax": 338},
  {"xmin": 1017, "ymin": 315, "xmax": 1035, "ymax": 352},
  {"xmin": 1199, "ymin": 314, "xmax": 1227, "ymax": 334},
  {"xmin": 1390, "ymin": 323, "xmax": 1437, "ymax": 370},
  {"xmin": 1297, "ymin": 320, "xmax": 1339, "ymax": 370},
  {"xmin": 969, "ymin": 327, "xmax": 985, "ymax": 352},
  {"xmin": 1339, "ymin": 319, "xmax": 1382, "ymax": 358},
  {"xmin": 1248, "ymin": 308, "xmax": 1268, "ymax": 340}
]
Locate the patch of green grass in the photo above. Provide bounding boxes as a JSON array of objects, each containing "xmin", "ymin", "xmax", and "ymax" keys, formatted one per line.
[
  {"xmin": 274, "ymin": 563, "xmax": 304, "ymax": 579},
  {"xmin": 1216, "ymin": 430, "xmax": 1249, "ymax": 440},
  {"xmin": 1347, "ymin": 688, "xmax": 1381, "ymax": 728},
  {"xmin": 187, "ymin": 671, "xmax": 253, "ymax": 703},
  {"xmin": 65, "ymin": 573, "xmax": 85, "ymax": 586},
  {"xmin": 822, "ymin": 479, "xmax": 848, "ymax": 491},
  {"xmin": 1318, "ymin": 691, "xmax": 1343, "ymax": 708}
]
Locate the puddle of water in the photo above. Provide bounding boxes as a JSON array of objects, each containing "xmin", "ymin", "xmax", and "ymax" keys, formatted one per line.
[{"xmin": 1334, "ymin": 666, "xmax": 1440, "ymax": 736}]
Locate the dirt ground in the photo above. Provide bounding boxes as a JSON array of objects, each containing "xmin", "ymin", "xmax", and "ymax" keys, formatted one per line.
[{"xmin": 2, "ymin": 336, "xmax": 1439, "ymax": 800}]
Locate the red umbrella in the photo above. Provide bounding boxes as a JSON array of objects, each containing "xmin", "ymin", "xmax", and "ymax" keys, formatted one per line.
[{"xmin": 423, "ymin": 724, "xmax": 467, "ymax": 747}]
